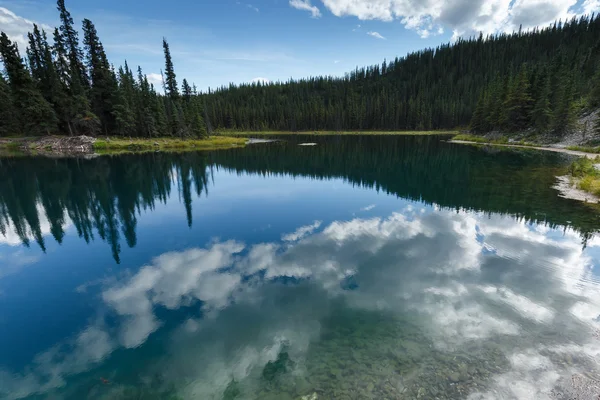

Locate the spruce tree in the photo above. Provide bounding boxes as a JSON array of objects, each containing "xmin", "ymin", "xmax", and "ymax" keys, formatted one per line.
[
  {"xmin": 470, "ymin": 91, "xmax": 487, "ymax": 133},
  {"xmin": 0, "ymin": 32, "xmax": 57, "ymax": 136},
  {"xmin": 82, "ymin": 18, "xmax": 117, "ymax": 133},
  {"xmin": 56, "ymin": 0, "xmax": 88, "ymax": 89},
  {"xmin": 162, "ymin": 38, "xmax": 179, "ymax": 99},
  {"xmin": 503, "ymin": 66, "xmax": 534, "ymax": 132},
  {"xmin": 552, "ymin": 73, "xmax": 576, "ymax": 136},
  {"xmin": 531, "ymin": 73, "xmax": 552, "ymax": 132},
  {"xmin": 0, "ymin": 75, "xmax": 17, "ymax": 136},
  {"xmin": 52, "ymin": 27, "xmax": 94, "ymax": 135}
]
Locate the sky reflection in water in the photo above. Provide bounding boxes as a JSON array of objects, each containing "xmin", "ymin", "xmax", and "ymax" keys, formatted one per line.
[{"xmin": 0, "ymin": 137, "xmax": 599, "ymax": 399}]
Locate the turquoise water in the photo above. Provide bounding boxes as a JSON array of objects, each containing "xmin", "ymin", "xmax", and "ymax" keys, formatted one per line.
[{"xmin": 1, "ymin": 135, "xmax": 600, "ymax": 399}]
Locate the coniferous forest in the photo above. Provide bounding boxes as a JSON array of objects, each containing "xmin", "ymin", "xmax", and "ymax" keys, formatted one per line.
[{"xmin": 0, "ymin": 0, "xmax": 599, "ymax": 137}]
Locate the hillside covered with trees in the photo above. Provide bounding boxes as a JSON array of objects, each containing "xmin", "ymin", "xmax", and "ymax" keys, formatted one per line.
[
  {"xmin": 205, "ymin": 16, "xmax": 600, "ymax": 134},
  {"xmin": 0, "ymin": 0, "xmax": 599, "ymax": 137}
]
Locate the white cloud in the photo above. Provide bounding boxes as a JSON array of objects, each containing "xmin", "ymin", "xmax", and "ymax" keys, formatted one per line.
[
  {"xmin": 145, "ymin": 72, "xmax": 164, "ymax": 89},
  {"xmin": 289, "ymin": 0, "xmax": 322, "ymax": 18},
  {"xmin": 0, "ymin": 7, "xmax": 37, "ymax": 50},
  {"xmin": 360, "ymin": 204, "xmax": 376, "ymax": 211},
  {"xmin": 315, "ymin": 0, "xmax": 586, "ymax": 39},
  {"xmin": 247, "ymin": 4, "xmax": 260, "ymax": 12},
  {"xmin": 367, "ymin": 31, "xmax": 386, "ymax": 39},
  {"xmin": 250, "ymin": 76, "xmax": 270, "ymax": 85},
  {"xmin": 582, "ymin": 0, "xmax": 600, "ymax": 13},
  {"xmin": 334, "ymin": 59, "xmax": 341, "ymax": 63}
]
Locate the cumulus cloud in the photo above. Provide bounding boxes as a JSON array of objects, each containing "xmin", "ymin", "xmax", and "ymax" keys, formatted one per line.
[
  {"xmin": 0, "ymin": 7, "xmax": 38, "ymax": 50},
  {"xmin": 289, "ymin": 0, "xmax": 322, "ymax": 18},
  {"xmin": 367, "ymin": 31, "xmax": 386, "ymax": 39},
  {"xmin": 303, "ymin": 0, "xmax": 588, "ymax": 39}
]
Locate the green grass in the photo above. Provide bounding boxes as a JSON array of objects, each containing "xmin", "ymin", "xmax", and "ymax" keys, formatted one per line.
[
  {"xmin": 451, "ymin": 133, "xmax": 543, "ymax": 147},
  {"xmin": 452, "ymin": 134, "xmax": 504, "ymax": 143},
  {"xmin": 93, "ymin": 136, "xmax": 247, "ymax": 154},
  {"xmin": 0, "ymin": 141, "xmax": 23, "ymax": 150},
  {"xmin": 566, "ymin": 145, "xmax": 600, "ymax": 154},
  {"xmin": 568, "ymin": 157, "xmax": 600, "ymax": 197},
  {"xmin": 223, "ymin": 130, "xmax": 459, "ymax": 136}
]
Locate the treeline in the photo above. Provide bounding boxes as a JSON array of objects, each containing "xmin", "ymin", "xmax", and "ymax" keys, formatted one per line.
[
  {"xmin": 0, "ymin": 0, "xmax": 206, "ymax": 138},
  {"xmin": 203, "ymin": 15, "xmax": 600, "ymax": 133}
]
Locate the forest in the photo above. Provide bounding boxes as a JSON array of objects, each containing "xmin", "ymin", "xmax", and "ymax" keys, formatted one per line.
[{"xmin": 0, "ymin": 1, "xmax": 599, "ymax": 137}]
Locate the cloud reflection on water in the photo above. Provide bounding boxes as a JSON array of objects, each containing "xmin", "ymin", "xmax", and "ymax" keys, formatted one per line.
[{"xmin": 1, "ymin": 204, "xmax": 600, "ymax": 399}]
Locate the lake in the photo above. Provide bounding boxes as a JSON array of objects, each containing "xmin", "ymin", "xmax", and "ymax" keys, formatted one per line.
[{"xmin": 1, "ymin": 135, "xmax": 600, "ymax": 400}]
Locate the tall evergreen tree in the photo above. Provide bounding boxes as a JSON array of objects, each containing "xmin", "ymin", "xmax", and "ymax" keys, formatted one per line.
[
  {"xmin": 83, "ymin": 19, "xmax": 117, "ymax": 134},
  {"xmin": 162, "ymin": 38, "xmax": 178, "ymax": 99},
  {"xmin": 552, "ymin": 73, "xmax": 576, "ymax": 136},
  {"xmin": 531, "ymin": 71, "xmax": 552, "ymax": 132},
  {"xmin": 0, "ymin": 74, "xmax": 17, "ymax": 136},
  {"xmin": 0, "ymin": 32, "xmax": 57, "ymax": 135},
  {"xmin": 52, "ymin": 26, "xmax": 95, "ymax": 135},
  {"xmin": 502, "ymin": 65, "xmax": 534, "ymax": 131},
  {"xmin": 56, "ymin": 0, "xmax": 88, "ymax": 89}
]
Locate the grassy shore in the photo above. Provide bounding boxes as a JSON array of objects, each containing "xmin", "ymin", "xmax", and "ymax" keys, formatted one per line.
[
  {"xmin": 567, "ymin": 145, "xmax": 600, "ymax": 154},
  {"xmin": 451, "ymin": 133, "xmax": 540, "ymax": 146},
  {"xmin": 93, "ymin": 136, "xmax": 247, "ymax": 154},
  {"xmin": 224, "ymin": 130, "xmax": 459, "ymax": 136},
  {"xmin": 0, "ymin": 135, "xmax": 247, "ymax": 156},
  {"xmin": 569, "ymin": 157, "xmax": 600, "ymax": 197}
]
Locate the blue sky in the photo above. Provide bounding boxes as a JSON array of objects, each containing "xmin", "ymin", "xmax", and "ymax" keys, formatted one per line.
[{"xmin": 0, "ymin": 0, "xmax": 598, "ymax": 91}]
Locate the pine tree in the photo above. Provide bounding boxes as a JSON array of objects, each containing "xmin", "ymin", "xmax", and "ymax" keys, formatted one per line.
[
  {"xmin": 0, "ymin": 32, "xmax": 57, "ymax": 135},
  {"xmin": 162, "ymin": 38, "xmax": 178, "ymax": 99},
  {"xmin": 503, "ymin": 66, "xmax": 534, "ymax": 132},
  {"xmin": 56, "ymin": 0, "xmax": 88, "ymax": 89},
  {"xmin": 470, "ymin": 91, "xmax": 487, "ymax": 133},
  {"xmin": 113, "ymin": 66, "xmax": 135, "ymax": 136},
  {"xmin": 0, "ymin": 74, "xmax": 17, "ymax": 136},
  {"xmin": 531, "ymin": 72, "xmax": 552, "ymax": 132},
  {"xmin": 52, "ymin": 27, "xmax": 94, "ymax": 135},
  {"xmin": 83, "ymin": 18, "xmax": 117, "ymax": 134},
  {"xmin": 552, "ymin": 73, "xmax": 576, "ymax": 136}
]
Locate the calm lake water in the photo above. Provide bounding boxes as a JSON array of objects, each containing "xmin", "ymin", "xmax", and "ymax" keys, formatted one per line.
[{"xmin": 1, "ymin": 135, "xmax": 600, "ymax": 400}]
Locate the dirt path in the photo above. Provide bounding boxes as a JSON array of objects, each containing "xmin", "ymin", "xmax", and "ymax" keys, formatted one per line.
[{"xmin": 449, "ymin": 140, "xmax": 598, "ymax": 159}]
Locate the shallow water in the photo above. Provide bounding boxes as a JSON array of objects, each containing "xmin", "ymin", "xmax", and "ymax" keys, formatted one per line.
[{"xmin": 1, "ymin": 135, "xmax": 600, "ymax": 400}]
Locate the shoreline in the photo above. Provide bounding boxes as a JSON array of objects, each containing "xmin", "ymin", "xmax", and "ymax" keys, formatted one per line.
[
  {"xmin": 449, "ymin": 140, "xmax": 600, "ymax": 159},
  {"xmin": 225, "ymin": 130, "xmax": 459, "ymax": 136},
  {"xmin": 0, "ymin": 135, "xmax": 248, "ymax": 157}
]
